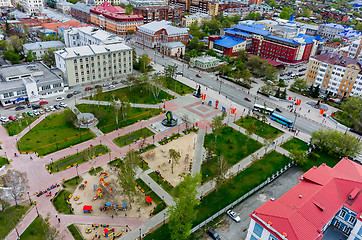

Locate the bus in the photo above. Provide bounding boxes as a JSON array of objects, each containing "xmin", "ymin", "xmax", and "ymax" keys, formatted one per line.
[
  {"xmin": 253, "ymin": 104, "xmax": 274, "ymax": 115},
  {"xmin": 271, "ymin": 113, "xmax": 293, "ymax": 128}
]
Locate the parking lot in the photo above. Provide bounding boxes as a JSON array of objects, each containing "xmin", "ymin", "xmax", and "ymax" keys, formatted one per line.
[{"xmin": 213, "ymin": 167, "xmax": 303, "ymax": 240}]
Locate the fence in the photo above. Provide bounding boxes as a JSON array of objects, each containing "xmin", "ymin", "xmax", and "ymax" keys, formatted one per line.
[{"xmin": 190, "ymin": 161, "xmax": 295, "ymax": 233}]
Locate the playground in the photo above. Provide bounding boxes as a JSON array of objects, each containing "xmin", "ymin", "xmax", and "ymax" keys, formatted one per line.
[
  {"xmin": 76, "ymin": 224, "xmax": 130, "ymax": 240},
  {"xmin": 69, "ymin": 164, "xmax": 155, "ymax": 218},
  {"xmin": 141, "ymin": 132, "xmax": 197, "ymax": 187}
]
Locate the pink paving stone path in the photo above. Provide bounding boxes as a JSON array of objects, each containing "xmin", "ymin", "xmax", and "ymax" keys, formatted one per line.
[{"xmin": 2, "ymin": 98, "xmax": 221, "ymax": 240}]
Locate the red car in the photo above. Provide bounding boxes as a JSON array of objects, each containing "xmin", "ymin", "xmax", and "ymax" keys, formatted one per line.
[
  {"xmin": 244, "ymin": 97, "xmax": 251, "ymax": 102},
  {"xmin": 39, "ymin": 101, "xmax": 48, "ymax": 105},
  {"xmin": 85, "ymin": 87, "xmax": 93, "ymax": 91},
  {"xmin": 8, "ymin": 115, "xmax": 17, "ymax": 121},
  {"xmin": 196, "ymin": 74, "xmax": 201, "ymax": 78}
]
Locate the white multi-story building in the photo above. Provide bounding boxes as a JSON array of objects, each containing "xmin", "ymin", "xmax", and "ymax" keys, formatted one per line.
[
  {"xmin": 20, "ymin": 0, "xmax": 44, "ymax": 14},
  {"xmin": 305, "ymin": 52, "xmax": 362, "ymax": 98},
  {"xmin": 23, "ymin": 41, "xmax": 65, "ymax": 60},
  {"xmin": 0, "ymin": 0, "xmax": 12, "ymax": 7},
  {"xmin": 0, "ymin": 62, "xmax": 65, "ymax": 107},
  {"xmin": 54, "ymin": 43, "xmax": 133, "ymax": 87},
  {"xmin": 181, "ymin": 12, "xmax": 211, "ymax": 27},
  {"xmin": 340, "ymin": 38, "xmax": 362, "ymax": 60},
  {"xmin": 63, "ymin": 26, "xmax": 125, "ymax": 48},
  {"xmin": 318, "ymin": 23, "xmax": 352, "ymax": 41}
]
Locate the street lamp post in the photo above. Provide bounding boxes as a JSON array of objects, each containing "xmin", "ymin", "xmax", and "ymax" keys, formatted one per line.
[
  {"xmin": 139, "ymin": 228, "xmax": 142, "ymax": 240},
  {"xmin": 164, "ymin": 212, "xmax": 166, "ymax": 225},
  {"xmin": 35, "ymin": 203, "xmax": 39, "ymax": 216},
  {"xmin": 76, "ymin": 164, "xmax": 79, "ymax": 183},
  {"xmin": 77, "ymin": 149, "xmax": 79, "ymax": 155},
  {"xmin": 109, "ymin": 152, "xmax": 111, "ymax": 163}
]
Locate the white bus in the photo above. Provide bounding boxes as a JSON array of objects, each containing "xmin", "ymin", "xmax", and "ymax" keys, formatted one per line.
[{"xmin": 253, "ymin": 104, "xmax": 274, "ymax": 115}]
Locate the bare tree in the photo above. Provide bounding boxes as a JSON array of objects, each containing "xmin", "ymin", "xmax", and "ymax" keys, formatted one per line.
[
  {"xmin": 169, "ymin": 149, "xmax": 181, "ymax": 174},
  {"xmin": 2, "ymin": 170, "xmax": 27, "ymax": 206},
  {"xmin": 43, "ymin": 214, "xmax": 60, "ymax": 240},
  {"xmin": 211, "ymin": 112, "xmax": 227, "ymax": 150},
  {"xmin": 119, "ymin": 95, "xmax": 131, "ymax": 119},
  {"xmin": 95, "ymin": 86, "xmax": 103, "ymax": 109},
  {"xmin": 126, "ymin": 74, "xmax": 137, "ymax": 90},
  {"xmin": 183, "ymin": 114, "xmax": 192, "ymax": 131},
  {"xmin": 213, "ymin": 156, "xmax": 229, "ymax": 195},
  {"xmin": 245, "ymin": 119, "xmax": 257, "ymax": 149},
  {"xmin": 149, "ymin": 74, "xmax": 165, "ymax": 101},
  {"xmin": 110, "ymin": 101, "xmax": 121, "ymax": 124}
]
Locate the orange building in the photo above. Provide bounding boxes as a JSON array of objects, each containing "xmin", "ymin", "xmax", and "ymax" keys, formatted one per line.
[{"xmin": 90, "ymin": 1, "xmax": 143, "ymax": 35}]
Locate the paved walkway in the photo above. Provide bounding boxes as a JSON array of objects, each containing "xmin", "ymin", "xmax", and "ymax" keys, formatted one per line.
[{"xmin": 191, "ymin": 129, "xmax": 206, "ymax": 176}]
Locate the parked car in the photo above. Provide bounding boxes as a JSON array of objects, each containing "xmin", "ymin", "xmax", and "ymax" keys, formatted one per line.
[
  {"xmin": 67, "ymin": 93, "xmax": 73, "ymax": 98},
  {"xmin": 108, "ymin": 85, "xmax": 115, "ymax": 90},
  {"xmin": 33, "ymin": 110, "xmax": 39, "ymax": 116},
  {"xmin": 27, "ymin": 111, "xmax": 34, "ymax": 117},
  {"xmin": 17, "ymin": 115, "xmax": 23, "ymax": 120},
  {"xmin": 227, "ymin": 210, "xmax": 241, "ymax": 222},
  {"xmin": 244, "ymin": 97, "xmax": 251, "ymax": 102},
  {"xmin": 31, "ymin": 104, "xmax": 40, "ymax": 110},
  {"xmin": 50, "ymin": 106, "xmax": 56, "ymax": 111},
  {"xmin": 45, "ymin": 107, "xmax": 51, "ymax": 112},
  {"xmin": 120, "ymin": 79, "xmax": 127, "ymax": 83},
  {"xmin": 85, "ymin": 87, "xmax": 93, "ymax": 91},
  {"xmin": 112, "ymin": 81, "xmax": 118, "ymax": 85},
  {"xmin": 196, "ymin": 74, "xmax": 201, "ymax": 78},
  {"xmin": 207, "ymin": 229, "xmax": 221, "ymax": 240},
  {"xmin": 39, "ymin": 109, "xmax": 45, "ymax": 114},
  {"xmin": 56, "ymin": 97, "xmax": 65, "ymax": 101},
  {"xmin": 8, "ymin": 115, "xmax": 17, "ymax": 121},
  {"xmin": 15, "ymin": 106, "xmax": 25, "ymax": 111},
  {"xmin": 39, "ymin": 100, "xmax": 48, "ymax": 105},
  {"xmin": 103, "ymin": 83, "xmax": 110, "ymax": 87},
  {"xmin": 54, "ymin": 105, "xmax": 60, "ymax": 110},
  {"xmin": 59, "ymin": 102, "xmax": 67, "ymax": 108},
  {"xmin": 95, "ymin": 85, "xmax": 102, "ymax": 88},
  {"xmin": 0, "ymin": 117, "xmax": 9, "ymax": 123},
  {"xmin": 73, "ymin": 90, "xmax": 81, "ymax": 95},
  {"xmin": 275, "ymin": 107, "xmax": 283, "ymax": 113},
  {"xmin": 27, "ymin": 104, "xmax": 32, "ymax": 108}
]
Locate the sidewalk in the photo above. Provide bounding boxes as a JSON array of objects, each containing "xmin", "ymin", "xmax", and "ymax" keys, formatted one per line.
[{"xmin": 191, "ymin": 129, "xmax": 206, "ymax": 176}]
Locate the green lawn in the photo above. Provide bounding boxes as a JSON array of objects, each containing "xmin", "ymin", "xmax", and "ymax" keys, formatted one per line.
[
  {"xmin": 114, "ymin": 128, "xmax": 154, "ymax": 148},
  {"xmin": 20, "ymin": 216, "xmax": 50, "ymax": 240},
  {"xmin": 109, "ymin": 154, "xmax": 150, "ymax": 172},
  {"xmin": 18, "ymin": 110, "xmax": 95, "ymax": 156},
  {"xmin": 136, "ymin": 178, "xmax": 167, "ymax": 215},
  {"xmin": 145, "ymin": 151, "xmax": 292, "ymax": 240},
  {"xmin": 4, "ymin": 116, "xmax": 38, "ymax": 136},
  {"xmin": 67, "ymin": 224, "xmax": 83, "ymax": 240},
  {"xmin": 165, "ymin": 77, "xmax": 195, "ymax": 95},
  {"xmin": 202, "ymin": 126, "xmax": 263, "ymax": 182},
  {"xmin": 281, "ymin": 138, "xmax": 340, "ymax": 171},
  {"xmin": 332, "ymin": 111, "xmax": 353, "ymax": 128},
  {"xmin": 63, "ymin": 176, "xmax": 83, "ymax": 192},
  {"xmin": 0, "ymin": 156, "xmax": 9, "ymax": 167},
  {"xmin": 149, "ymin": 171, "xmax": 177, "ymax": 197},
  {"xmin": 52, "ymin": 189, "xmax": 73, "ymax": 214},
  {"xmin": 0, "ymin": 204, "xmax": 30, "ymax": 238},
  {"xmin": 88, "ymin": 85, "xmax": 172, "ymax": 104},
  {"xmin": 77, "ymin": 104, "xmax": 162, "ymax": 134},
  {"xmin": 235, "ymin": 116, "xmax": 283, "ymax": 140},
  {"xmin": 281, "ymin": 138, "xmax": 309, "ymax": 152},
  {"xmin": 47, "ymin": 145, "xmax": 110, "ymax": 172}
]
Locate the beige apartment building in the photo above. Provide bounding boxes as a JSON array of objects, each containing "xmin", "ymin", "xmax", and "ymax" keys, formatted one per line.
[{"xmin": 54, "ymin": 43, "xmax": 133, "ymax": 87}]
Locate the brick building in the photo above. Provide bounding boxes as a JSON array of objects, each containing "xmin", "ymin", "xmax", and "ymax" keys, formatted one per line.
[
  {"xmin": 133, "ymin": 5, "xmax": 182, "ymax": 24},
  {"xmin": 320, "ymin": 11, "xmax": 349, "ymax": 23},
  {"xmin": 135, "ymin": 20, "xmax": 189, "ymax": 48},
  {"xmin": 71, "ymin": 2, "xmax": 93, "ymax": 24},
  {"xmin": 90, "ymin": 1, "xmax": 143, "ymax": 35}
]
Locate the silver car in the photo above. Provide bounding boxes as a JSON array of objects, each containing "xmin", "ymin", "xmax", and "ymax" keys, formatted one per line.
[{"xmin": 227, "ymin": 210, "xmax": 241, "ymax": 222}]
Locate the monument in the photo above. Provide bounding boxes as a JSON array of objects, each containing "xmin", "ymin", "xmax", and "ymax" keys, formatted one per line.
[
  {"xmin": 76, "ymin": 113, "xmax": 98, "ymax": 128},
  {"xmin": 161, "ymin": 111, "xmax": 178, "ymax": 127},
  {"xmin": 193, "ymin": 85, "xmax": 201, "ymax": 98}
]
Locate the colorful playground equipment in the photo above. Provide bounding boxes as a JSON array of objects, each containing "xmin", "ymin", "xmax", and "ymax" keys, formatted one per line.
[
  {"xmin": 85, "ymin": 228, "xmax": 92, "ymax": 234},
  {"xmin": 83, "ymin": 205, "xmax": 93, "ymax": 213},
  {"xmin": 74, "ymin": 196, "xmax": 79, "ymax": 201},
  {"xmin": 145, "ymin": 196, "xmax": 153, "ymax": 206},
  {"xmin": 78, "ymin": 183, "xmax": 86, "ymax": 190},
  {"xmin": 93, "ymin": 187, "xmax": 103, "ymax": 201},
  {"xmin": 103, "ymin": 228, "xmax": 115, "ymax": 237}
]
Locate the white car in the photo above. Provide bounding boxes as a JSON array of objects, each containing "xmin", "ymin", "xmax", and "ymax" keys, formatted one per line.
[
  {"xmin": 0, "ymin": 117, "xmax": 9, "ymax": 123},
  {"xmin": 59, "ymin": 102, "xmax": 68, "ymax": 108},
  {"xmin": 45, "ymin": 107, "xmax": 51, "ymax": 112},
  {"xmin": 39, "ymin": 109, "xmax": 45, "ymax": 114},
  {"xmin": 56, "ymin": 97, "xmax": 65, "ymax": 101},
  {"xmin": 108, "ymin": 85, "xmax": 115, "ymax": 90},
  {"xmin": 17, "ymin": 115, "xmax": 24, "ymax": 120},
  {"xmin": 33, "ymin": 110, "xmax": 40, "ymax": 116},
  {"xmin": 227, "ymin": 210, "xmax": 241, "ymax": 222},
  {"xmin": 50, "ymin": 106, "xmax": 56, "ymax": 111}
]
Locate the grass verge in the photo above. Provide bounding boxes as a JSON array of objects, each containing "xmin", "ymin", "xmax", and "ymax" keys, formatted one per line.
[
  {"xmin": 4, "ymin": 116, "xmax": 38, "ymax": 136},
  {"xmin": 113, "ymin": 128, "xmax": 154, "ymax": 148},
  {"xmin": 67, "ymin": 224, "xmax": 83, "ymax": 240},
  {"xmin": 148, "ymin": 172, "xmax": 177, "ymax": 197},
  {"xmin": 0, "ymin": 204, "xmax": 30, "ymax": 238},
  {"xmin": 18, "ymin": 110, "xmax": 95, "ymax": 156},
  {"xmin": 136, "ymin": 178, "xmax": 167, "ymax": 215},
  {"xmin": 165, "ymin": 77, "xmax": 195, "ymax": 95},
  {"xmin": 235, "ymin": 116, "xmax": 283, "ymax": 140},
  {"xmin": 89, "ymin": 166, "xmax": 103, "ymax": 175},
  {"xmin": 0, "ymin": 156, "xmax": 9, "ymax": 167}
]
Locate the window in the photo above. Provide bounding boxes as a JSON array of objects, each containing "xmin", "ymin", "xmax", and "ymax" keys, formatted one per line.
[
  {"xmin": 269, "ymin": 235, "xmax": 278, "ymax": 240},
  {"xmin": 349, "ymin": 216, "xmax": 356, "ymax": 224},
  {"xmin": 335, "ymin": 220, "xmax": 341, "ymax": 228},
  {"xmin": 253, "ymin": 222, "xmax": 263, "ymax": 238},
  {"xmin": 250, "ymin": 235, "xmax": 258, "ymax": 240}
]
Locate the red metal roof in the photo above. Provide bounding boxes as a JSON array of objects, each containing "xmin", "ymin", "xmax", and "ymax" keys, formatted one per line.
[
  {"xmin": 90, "ymin": 1, "xmax": 143, "ymax": 22},
  {"xmin": 250, "ymin": 158, "xmax": 362, "ymax": 240}
]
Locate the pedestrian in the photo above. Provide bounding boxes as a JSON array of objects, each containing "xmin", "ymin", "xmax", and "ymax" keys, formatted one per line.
[
  {"xmin": 55, "ymin": 213, "xmax": 57, "ymax": 218},
  {"xmin": 112, "ymin": 215, "xmax": 114, "ymax": 219},
  {"xmin": 308, "ymin": 109, "xmax": 310, "ymax": 113},
  {"xmin": 30, "ymin": 156, "xmax": 33, "ymax": 160},
  {"xmin": 58, "ymin": 218, "xmax": 60, "ymax": 223}
]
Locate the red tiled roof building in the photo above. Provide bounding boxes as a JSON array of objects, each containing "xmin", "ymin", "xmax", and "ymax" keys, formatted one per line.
[{"xmin": 247, "ymin": 158, "xmax": 362, "ymax": 240}]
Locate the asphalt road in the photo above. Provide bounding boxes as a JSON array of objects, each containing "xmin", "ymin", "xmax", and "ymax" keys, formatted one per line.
[{"xmin": 131, "ymin": 42, "xmax": 324, "ymax": 136}]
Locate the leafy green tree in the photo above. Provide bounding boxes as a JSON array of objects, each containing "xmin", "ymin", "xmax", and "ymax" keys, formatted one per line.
[
  {"xmin": 219, "ymin": 64, "xmax": 232, "ymax": 76},
  {"xmin": 311, "ymin": 84, "xmax": 320, "ymax": 98},
  {"xmin": 211, "ymin": 112, "xmax": 226, "ymax": 149},
  {"xmin": 118, "ymin": 150, "xmax": 140, "ymax": 208},
  {"xmin": 204, "ymin": 25, "xmax": 210, "ymax": 34},
  {"xmin": 355, "ymin": 22, "xmax": 362, "ymax": 31},
  {"xmin": 280, "ymin": 7, "xmax": 293, "ymax": 20},
  {"xmin": 289, "ymin": 149, "xmax": 308, "ymax": 166},
  {"xmin": 213, "ymin": 156, "xmax": 229, "ymax": 195},
  {"xmin": 41, "ymin": 48, "xmax": 56, "ymax": 67},
  {"xmin": 149, "ymin": 74, "xmax": 166, "ymax": 100},
  {"xmin": 232, "ymin": 14, "xmax": 240, "ymax": 23},
  {"xmin": 269, "ymin": 0, "xmax": 277, "ymax": 8},
  {"xmin": 264, "ymin": 64, "xmax": 277, "ymax": 81},
  {"xmin": 168, "ymin": 174, "xmax": 201, "ymax": 240},
  {"xmin": 274, "ymin": 87, "xmax": 281, "ymax": 98},
  {"xmin": 25, "ymin": 50, "xmax": 35, "ymax": 62},
  {"xmin": 290, "ymin": 78, "xmax": 308, "ymax": 92},
  {"xmin": 245, "ymin": 119, "xmax": 257, "ymax": 149},
  {"xmin": 281, "ymin": 88, "xmax": 287, "ymax": 99},
  {"xmin": 138, "ymin": 53, "xmax": 150, "ymax": 73},
  {"xmin": 340, "ymin": 97, "xmax": 362, "ymax": 133},
  {"xmin": 237, "ymin": 50, "xmax": 248, "ymax": 62},
  {"xmin": 0, "ymin": 40, "xmax": 7, "ymax": 50},
  {"xmin": 206, "ymin": 48, "xmax": 217, "ymax": 57},
  {"xmin": 3, "ymin": 50, "xmax": 20, "ymax": 64},
  {"xmin": 125, "ymin": 6, "xmax": 132, "ymax": 15},
  {"xmin": 302, "ymin": 6, "xmax": 311, "ymax": 17},
  {"xmin": 169, "ymin": 148, "xmax": 181, "ymax": 174},
  {"xmin": 6, "ymin": 35, "xmax": 22, "ymax": 53},
  {"xmin": 164, "ymin": 64, "xmax": 177, "ymax": 79}
]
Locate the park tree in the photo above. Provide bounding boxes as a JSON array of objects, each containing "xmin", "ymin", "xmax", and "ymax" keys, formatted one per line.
[
  {"xmin": 138, "ymin": 54, "xmax": 150, "ymax": 73},
  {"xmin": 263, "ymin": 138, "xmax": 272, "ymax": 156},
  {"xmin": 311, "ymin": 84, "xmax": 320, "ymax": 98},
  {"xmin": 7, "ymin": 35, "xmax": 22, "ymax": 53},
  {"xmin": 274, "ymin": 87, "xmax": 281, "ymax": 98},
  {"xmin": 95, "ymin": 86, "xmax": 103, "ymax": 109},
  {"xmin": 237, "ymin": 50, "xmax": 248, "ymax": 62},
  {"xmin": 213, "ymin": 156, "xmax": 229, "ymax": 195},
  {"xmin": 149, "ymin": 74, "xmax": 165, "ymax": 101},
  {"xmin": 42, "ymin": 215, "xmax": 60, "ymax": 240},
  {"xmin": 119, "ymin": 95, "xmax": 131, "ymax": 119},
  {"xmin": 110, "ymin": 100, "xmax": 121, "ymax": 124},
  {"xmin": 311, "ymin": 129, "xmax": 362, "ymax": 157},
  {"xmin": 264, "ymin": 65, "xmax": 277, "ymax": 81},
  {"xmin": 289, "ymin": 149, "xmax": 308, "ymax": 166},
  {"xmin": 169, "ymin": 148, "xmax": 181, "ymax": 174},
  {"xmin": 164, "ymin": 64, "xmax": 178, "ymax": 79},
  {"xmin": 290, "ymin": 78, "xmax": 308, "ymax": 92},
  {"xmin": 168, "ymin": 174, "xmax": 201, "ymax": 240},
  {"xmin": 25, "ymin": 50, "xmax": 35, "ymax": 62},
  {"xmin": 0, "ymin": 189, "xmax": 10, "ymax": 212},
  {"xmin": 245, "ymin": 119, "xmax": 257, "ymax": 149},
  {"xmin": 281, "ymin": 88, "xmax": 287, "ymax": 99},
  {"xmin": 340, "ymin": 96, "xmax": 362, "ymax": 133},
  {"xmin": 125, "ymin": 6, "xmax": 132, "ymax": 15},
  {"xmin": 126, "ymin": 73, "xmax": 137, "ymax": 90},
  {"xmin": 118, "ymin": 150, "xmax": 139, "ymax": 208},
  {"xmin": 219, "ymin": 64, "xmax": 232, "ymax": 76},
  {"xmin": 2, "ymin": 170, "xmax": 27, "ymax": 206},
  {"xmin": 211, "ymin": 111, "xmax": 226, "ymax": 148}
]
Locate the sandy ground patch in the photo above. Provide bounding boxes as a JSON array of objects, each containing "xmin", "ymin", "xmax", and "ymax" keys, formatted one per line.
[
  {"xmin": 142, "ymin": 132, "xmax": 196, "ymax": 186},
  {"xmin": 76, "ymin": 224, "xmax": 130, "ymax": 240},
  {"xmin": 69, "ymin": 164, "xmax": 155, "ymax": 219}
]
